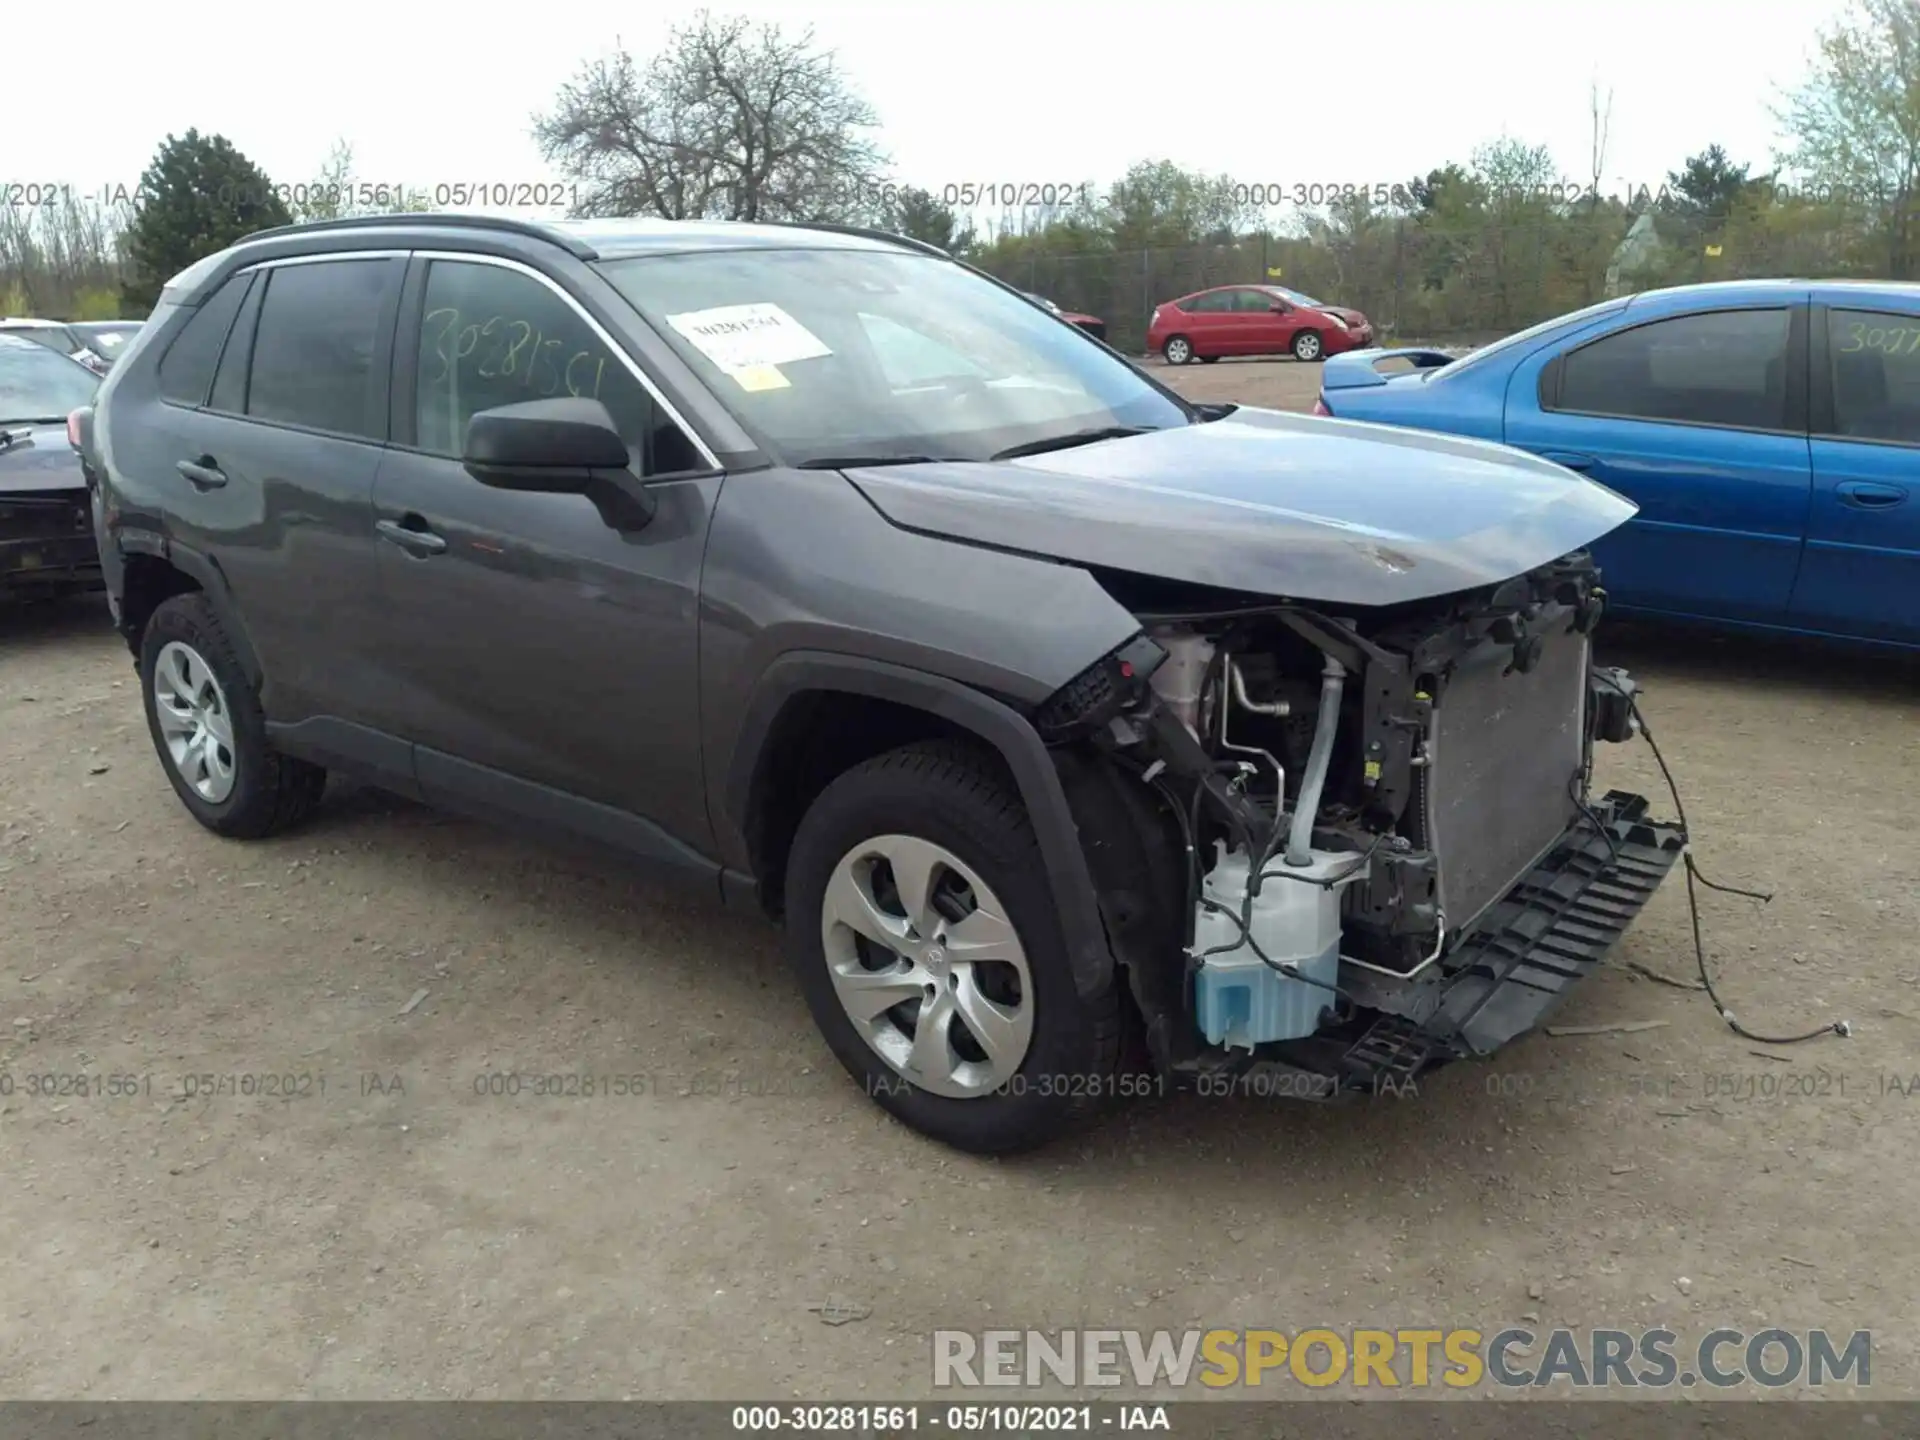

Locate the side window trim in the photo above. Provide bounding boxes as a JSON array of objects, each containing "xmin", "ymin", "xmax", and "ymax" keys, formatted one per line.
[
  {"xmin": 1809, "ymin": 301, "xmax": 1835, "ymax": 438},
  {"xmin": 406, "ymin": 249, "xmax": 722, "ymax": 473},
  {"xmin": 208, "ymin": 271, "xmax": 264, "ymax": 415},
  {"xmin": 217, "ymin": 251, "xmax": 408, "ymax": 444},
  {"xmin": 1539, "ymin": 304, "xmax": 1807, "ymax": 437}
]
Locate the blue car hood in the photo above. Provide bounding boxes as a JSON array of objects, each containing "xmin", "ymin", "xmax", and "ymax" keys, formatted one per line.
[
  {"xmin": 842, "ymin": 407, "xmax": 1636, "ymax": 608},
  {"xmin": 0, "ymin": 422, "xmax": 84, "ymax": 493}
]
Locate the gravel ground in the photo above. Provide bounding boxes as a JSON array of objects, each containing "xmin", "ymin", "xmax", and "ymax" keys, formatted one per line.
[{"xmin": 1, "ymin": 358, "xmax": 1916, "ymax": 1400}]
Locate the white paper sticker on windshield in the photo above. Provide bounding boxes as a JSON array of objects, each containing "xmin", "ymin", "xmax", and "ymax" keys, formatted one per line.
[{"xmin": 666, "ymin": 303, "xmax": 832, "ymax": 373}]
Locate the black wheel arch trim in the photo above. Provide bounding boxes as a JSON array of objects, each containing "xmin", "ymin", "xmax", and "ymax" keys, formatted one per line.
[
  {"xmin": 724, "ymin": 650, "xmax": 1118, "ymax": 1001},
  {"xmin": 115, "ymin": 531, "xmax": 264, "ymax": 689}
]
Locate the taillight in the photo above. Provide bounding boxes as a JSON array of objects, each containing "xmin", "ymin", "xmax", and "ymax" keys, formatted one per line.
[
  {"xmin": 66, "ymin": 409, "xmax": 83, "ymax": 450},
  {"xmin": 1312, "ymin": 398, "xmax": 1332, "ymax": 417}
]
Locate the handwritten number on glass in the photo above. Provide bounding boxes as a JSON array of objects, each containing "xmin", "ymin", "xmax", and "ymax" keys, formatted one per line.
[
  {"xmin": 421, "ymin": 306, "xmax": 607, "ymax": 398},
  {"xmin": 1840, "ymin": 320, "xmax": 1920, "ymax": 355}
]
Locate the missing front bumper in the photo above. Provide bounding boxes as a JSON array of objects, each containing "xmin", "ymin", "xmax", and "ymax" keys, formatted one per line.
[{"xmin": 1179, "ymin": 790, "xmax": 1685, "ymax": 1096}]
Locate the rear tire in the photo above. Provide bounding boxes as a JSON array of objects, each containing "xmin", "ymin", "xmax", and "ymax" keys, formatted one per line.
[
  {"xmin": 139, "ymin": 593, "xmax": 326, "ymax": 839},
  {"xmin": 1162, "ymin": 336, "xmax": 1194, "ymax": 366},
  {"xmin": 1292, "ymin": 330, "xmax": 1323, "ymax": 361},
  {"xmin": 784, "ymin": 741, "xmax": 1120, "ymax": 1154}
]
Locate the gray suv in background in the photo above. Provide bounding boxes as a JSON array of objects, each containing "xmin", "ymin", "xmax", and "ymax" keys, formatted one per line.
[{"xmin": 77, "ymin": 214, "xmax": 1679, "ymax": 1153}]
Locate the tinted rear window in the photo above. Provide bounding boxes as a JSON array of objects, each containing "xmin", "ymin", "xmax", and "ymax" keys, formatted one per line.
[
  {"xmin": 1554, "ymin": 308, "xmax": 1790, "ymax": 430},
  {"xmin": 158, "ymin": 278, "xmax": 250, "ymax": 406}
]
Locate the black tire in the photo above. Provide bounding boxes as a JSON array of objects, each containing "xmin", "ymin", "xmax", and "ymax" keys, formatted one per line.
[
  {"xmin": 1292, "ymin": 330, "xmax": 1323, "ymax": 361},
  {"xmin": 1162, "ymin": 335, "xmax": 1194, "ymax": 366},
  {"xmin": 784, "ymin": 740, "xmax": 1121, "ymax": 1154},
  {"xmin": 138, "ymin": 593, "xmax": 326, "ymax": 839}
]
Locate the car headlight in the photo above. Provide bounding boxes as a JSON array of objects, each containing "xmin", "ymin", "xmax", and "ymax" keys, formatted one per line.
[{"xmin": 1328, "ymin": 315, "xmax": 1349, "ymax": 330}]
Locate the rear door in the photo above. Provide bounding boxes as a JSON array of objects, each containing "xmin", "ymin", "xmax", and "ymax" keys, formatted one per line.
[
  {"xmin": 1789, "ymin": 297, "xmax": 1920, "ymax": 644},
  {"xmin": 1503, "ymin": 301, "xmax": 1812, "ymax": 623},
  {"xmin": 148, "ymin": 253, "xmax": 403, "ymax": 727}
]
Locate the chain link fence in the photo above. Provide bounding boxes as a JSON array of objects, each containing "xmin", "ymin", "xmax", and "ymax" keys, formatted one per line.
[{"xmin": 981, "ymin": 213, "xmax": 1867, "ymax": 355}]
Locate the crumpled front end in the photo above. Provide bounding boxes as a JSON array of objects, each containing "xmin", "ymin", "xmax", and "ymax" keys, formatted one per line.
[{"xmin": 1040, "ymin": 548, "xmax": 1684, "ymax": 1096}]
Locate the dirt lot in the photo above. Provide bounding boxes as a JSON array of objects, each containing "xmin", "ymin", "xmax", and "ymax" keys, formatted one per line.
[{"xmin": 3, "ymin": 358, "xmax": 1918, "ymax": 1400}]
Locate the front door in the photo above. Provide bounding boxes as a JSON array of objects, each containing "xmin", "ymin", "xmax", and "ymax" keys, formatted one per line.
[
  {"xmin": 1789, "ymin": 300, "xmax": 1920, "ymax": 644},
  {"xmin": 366, "ymin": 253, "xmax": 725, "ymax": 864}
]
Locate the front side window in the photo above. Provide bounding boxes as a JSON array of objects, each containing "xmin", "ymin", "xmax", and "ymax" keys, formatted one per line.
[
  {"xmin": 411, "ymin": 260, "xmax": 701, "ymax": 475},
  {"xmin": 245, "ymin": 259, "xmax": 396, "ymax": 439},
  {"xmin": 1552, "ymin": 308, "xmax": 1790, "ymax": 430},
  {"xmin": 1825, "ymin": 308, "xmax": 1920, "ymax": 445},
  {"xmin": 598, "ymin": 246, "xmax": 1189, "ymax": 465},
  {"xmin": 1230, "ymin": 290, "xmax": 1275, "ymax": 312},
  {"xmin": 0, "ymin": 339, "xmax": 98, "ymax": 423}
]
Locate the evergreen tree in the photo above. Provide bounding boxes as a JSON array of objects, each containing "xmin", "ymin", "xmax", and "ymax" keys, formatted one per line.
[{"xmin": 120, "ymin": 131, "xmax": 291, "ymax": 313}]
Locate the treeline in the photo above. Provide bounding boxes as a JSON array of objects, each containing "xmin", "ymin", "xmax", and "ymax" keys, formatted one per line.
[{"xmin": 955, "ymin": 143, "xmax": 1885, "ymax": 351}]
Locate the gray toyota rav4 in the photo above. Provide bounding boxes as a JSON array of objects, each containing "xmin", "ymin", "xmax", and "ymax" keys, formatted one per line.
[{"xmin": 76, "ymin": 214, "xmax": 1683, "ymax": 1153}]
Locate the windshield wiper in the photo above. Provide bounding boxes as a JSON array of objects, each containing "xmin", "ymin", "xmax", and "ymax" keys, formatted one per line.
[
  {"xmin": 795, "ymin": 454, "xmax": 956, "ymax": 470},
  {"xmin": 989, "ymin": 425, "xmax": 1159, "ymax": 461}
]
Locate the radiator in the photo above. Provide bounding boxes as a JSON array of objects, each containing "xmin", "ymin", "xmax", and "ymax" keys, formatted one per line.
[{"xmin": 1423, "ymin": 625, "xmax": 1590, "ymax": 938}]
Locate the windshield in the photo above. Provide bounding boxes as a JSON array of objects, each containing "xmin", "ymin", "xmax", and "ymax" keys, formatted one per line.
[
  {"xmin": 0, "ymin": 341, "xmax": 98, "ymax": 423},
  {"xmin": 1428, "ymin": 297, "xmax": 1629, "ymax": 381},
  {"xmin": 1266, "ymin": 286, "xmax": 1327, "ymax": 309},
  {"xmin": 599, "ymin": 248, "xmax": 1189, "ymax": 466}
]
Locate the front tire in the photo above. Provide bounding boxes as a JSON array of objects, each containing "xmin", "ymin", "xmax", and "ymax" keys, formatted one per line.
[
  {"xmin": 784, "ymin": 741, "xmax": 1120, "ymax": 1154},
  {"xmin": 1162, "ymin": 335, "xmax": 1194, "ymax": 365},
  {"xmin": 1292, "ymin": 330, "xmax": 1323, "ymax": 361},
  {"xmin": 139, "ymin": 593, "xmax": 326, "ymax": 839}
]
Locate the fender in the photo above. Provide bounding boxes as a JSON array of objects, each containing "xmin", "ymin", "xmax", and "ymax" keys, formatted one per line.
[
  {"xmin": 111, "ymin": 527, "xmax": 265, "ymax": 690},
  {"xmin": 724, "ymin": 651, "xmax": 1117, "ymax": 1002}
]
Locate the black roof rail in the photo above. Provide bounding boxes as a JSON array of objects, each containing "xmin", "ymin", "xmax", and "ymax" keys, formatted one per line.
[
  {"xmin": 235, "ymin": 212, "xmax": 598, "ymax": 259},
  {"xmin": 754, "ymin": 220, "xmax": 953, "ymax": 258}
]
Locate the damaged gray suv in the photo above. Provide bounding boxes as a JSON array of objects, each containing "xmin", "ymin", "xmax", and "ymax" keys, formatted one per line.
[{"xmin": 76, "ymin": 214, "xmax": 1683, "ymax": 1153}]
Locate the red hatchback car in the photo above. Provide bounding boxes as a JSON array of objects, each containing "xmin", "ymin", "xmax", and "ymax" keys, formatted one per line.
[{"xmin": 1147, "ymin": 284, "xmax": 1374, "ymax": 365}]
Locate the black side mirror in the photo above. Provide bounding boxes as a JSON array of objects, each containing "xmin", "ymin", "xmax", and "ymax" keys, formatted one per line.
[
  {"xmin": 462, "ymin": 397, "xmax": 634, "ymax": 495},
  {"xmin": 1270, "ymin": 302, "xmax": 1291, "ymax": 313}
]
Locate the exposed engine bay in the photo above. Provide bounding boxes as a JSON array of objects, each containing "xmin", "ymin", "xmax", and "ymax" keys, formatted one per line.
[{"xmin": 1040, "ymin": 549, "xmax": 1684, "ymax": 1095}]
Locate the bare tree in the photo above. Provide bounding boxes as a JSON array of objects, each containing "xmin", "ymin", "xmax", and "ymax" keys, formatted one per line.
[
  {"xmin": 1588, "ymin": 80, "xmax": 1614, "ymax": 215},
  {"xmin": 288, "ymin": 139, "xmax": 433, "ymax": 221},
  {"xmin": 533, "ymin": 11, "xmax": 888, "ymax": 223}
]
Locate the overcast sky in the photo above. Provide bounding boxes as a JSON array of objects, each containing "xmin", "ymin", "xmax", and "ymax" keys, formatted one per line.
[{"xmin": 27, "ymin": 0, "xmax": 1841, "ymax": 217}]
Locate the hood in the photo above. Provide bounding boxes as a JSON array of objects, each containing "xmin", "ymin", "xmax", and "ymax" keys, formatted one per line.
[
  {"xmin": 1320, "ymin": 305, "xmax": 1368, "ymax": 326},
  {"xmin": 0, "ymin": 423, "xmax": 84, "ymax": 492},
  {"xmin": 841, "ymin": 407, "xmax": 1637, "ymax": 608}
]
